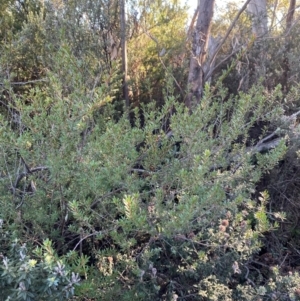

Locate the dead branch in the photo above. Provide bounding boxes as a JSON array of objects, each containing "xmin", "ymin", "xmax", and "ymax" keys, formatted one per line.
[
  {"xmin": 0, "ymin": 79, "xmax": 48, "ymax": 86},
  {"xmin": 13, "ymin": 165, "xmax": 49, "ymax": 191}
]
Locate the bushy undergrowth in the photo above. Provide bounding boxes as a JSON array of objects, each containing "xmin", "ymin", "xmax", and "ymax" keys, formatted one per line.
[
  {"xmin": 1, "ymin": 42, "xmax": 300, "ymax": 301},
  {"xmin": 0, "ymin": 220, "xmax": 80, "ymax": 301}
]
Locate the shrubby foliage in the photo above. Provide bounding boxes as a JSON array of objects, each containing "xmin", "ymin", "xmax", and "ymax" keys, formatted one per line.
[
  {"xmin": 128, "ymin": 0, "xmax": 188, "ymax": 106},
  {"xmin": 1, "ymin": 1, "xmax": 300, "ymax": 300},
  {"xmin": 1, "ymin": 46, "xmax": 299, "ymax": 299},
  {"xmin": 0, "ymin": 221, "xmax": 80, "ymax": 301}
]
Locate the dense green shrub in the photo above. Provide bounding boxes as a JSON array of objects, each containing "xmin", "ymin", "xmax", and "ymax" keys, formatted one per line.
[
  {"xmin": 1, "ymin": 3, "xmax": 300, "ymax": 299},
  {"xmin": 1, "ymin": 44, "xmax": 297, "ymax": 298}
]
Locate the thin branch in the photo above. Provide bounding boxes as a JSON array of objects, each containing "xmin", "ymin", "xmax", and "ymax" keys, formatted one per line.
[
  {"xmin": 279, "ymin": 252, "xmax": 289, "ymax": 268},
  {"xmin": 270, "ymin": 0, "xmax": 279, "ymax": 30},
  {"xmin": 204, "ymin": 46, "xmax": 243, "ymax": 82},
  {"xmin": 1, "ymin": 147, "xmax": 14, "ymax": 193},
  {"xmin": 90, "ymin": 188, "xmax": 123, "ymax": 209},
  {"xmin": 72, "ymin": 228, "xmax": 115, "ymax": 251},
  {"xmin": 290, "ymin": 109, "xmax": 300, "ymax": 119},
  {"xmin": 144, "ymin": 30, "xmax": 184, "ymax": 96},
  {"xmin": 0, "ymin": 79, "xmax": 48, "ymax": 86},
  {"xmin": 243, "ymin": 265, "xmax": 256, "ymax": 288},
  {"xmin": 186, "ymin": 5, "xmax": 199, "ymax": 41},
  {"xmin": 206, "ymin": 0, "xmax": 252, "ymax": 78},
  {"xmin": 30, "ymin": 166, "xmax": 49, "ymax": 173},
  {"xmin": 253, "ymin": 137, "xmax": 282, "ymax": 153},
  {"xmin": 73, "ymin": 232, "xmax": 102, "ymax": 251},
  {"xmin": 256, "ymin": 130, "xmax": 281, "ymax": 148},
  {"xmin": 14, "ymin": 166, "xmax": 49, "ymax": 190},
  {"xmin": 159, "ymin": 57, "xmax": 184, "ymax": 96}
]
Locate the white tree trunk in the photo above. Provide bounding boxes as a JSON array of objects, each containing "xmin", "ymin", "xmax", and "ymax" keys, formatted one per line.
[
  {"xmin": 186, "ymin": 0, "xmax": 215, "ymax": 109},
  {"xmin": 120, "ymin": 0, "xmax": 129, "ymax": 109},
  {"xmin": 247, "ymin": 0, "xmax": 268, "ymax": 36}
]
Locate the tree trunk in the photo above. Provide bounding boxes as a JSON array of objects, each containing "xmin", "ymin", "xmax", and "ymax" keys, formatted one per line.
[
  {"xmin": 286, "ymin": 0, "xmax": 296, "ymax": 32},
  {"xmin": 246, "ymin": 0, "xmax": 268, "ymax": 88},
  {"xmin": 247, "ymin": 0, "xmax": 268, "ymax": 37},
  {"xmin": 282, "ymin": 0, "xmax": 296, "ymax": 93},
  {"xmin": 186, "ymin": 0, "xmax": 215, "ymax": 109},
  {"xmin": 203, "ymin": 35, "xmax": 220, "ymax": 84},
  {"xmin": 120, "ymin": 0, "xmax": 129, "ymax": 109}
]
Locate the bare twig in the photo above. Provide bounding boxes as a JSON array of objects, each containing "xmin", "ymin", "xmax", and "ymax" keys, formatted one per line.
[
  {"xmin": 14, "ymin": 165, "xmax": 49, "ymax": 190},
  {"xmin": 1, "ymin": 148, "xmax": 14, "ymax": 191},
  {"xmin": 130, "ymin": 168, "xmax": 153, "ymax": 175},
  {"xmin": 186, "ymin": 5, "xmax": 199, "ymax": 41},
  {"xmin": 159, "ymin": 57, "xmax": 184, "ymax": 96},
  {"xmin": 270, "ymin": 0, "xmax": 279, "ymax": 30},
  {"xmin": 143, "ymin": 30, "xmax": 184, "ymax": 96},
  {"xmin": 253, "ymin": 137, "xmax": 282, "ymax": 153},
  {"xmin": 90, "ymin": 188, "xmax": 123, "ymax": 209},
  {"xmin": 204, "ymin": 46, "xmax": 243, "ymax": 82},
  {"xmin": 279, "ymin": 252, "xmax": 289, "ymax": 268},
  {"xmin": 244, "ymin": 264, "xmax": 256, "ymax": 287},
  {"xmin": 0, "ymin": 79, "xmax": 48, "ymax": 86},
  {"xmin": 206, "ymin": 0, "xmax": 252, "ymax": 79},
  {"xmin": 290, "ymin": 109, "xmax": 300, "ymax": 119},
  {"xmin": 9, "ymin": 155, "xmax": 49, "ymax": 209},
  {"xmin": 72, "ymin": 228, "xmax": 114, "ymax": 251},
  {"xmin": 73, "ymin": 231, "xmax": 101, "ymax": 252}
]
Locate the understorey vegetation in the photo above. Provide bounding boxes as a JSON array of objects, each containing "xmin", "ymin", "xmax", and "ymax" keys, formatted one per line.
[{"xmin": 1, "ymin": 1, "xmax": 300, "ymax": 300}]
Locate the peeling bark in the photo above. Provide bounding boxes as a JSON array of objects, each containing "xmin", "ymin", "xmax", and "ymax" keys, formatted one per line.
[
  {"xmin": 186, "ymin": 0, "xmax": 215, "ymax": 109},
  {"xmin": 186, "ymin": 0, "xmax": 253, "ymax": 109}
]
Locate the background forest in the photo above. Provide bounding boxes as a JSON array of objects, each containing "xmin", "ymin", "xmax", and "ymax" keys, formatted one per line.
[{"xmin": 1, "ymin": 0, "xmax": 300, "ymax": 300}]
